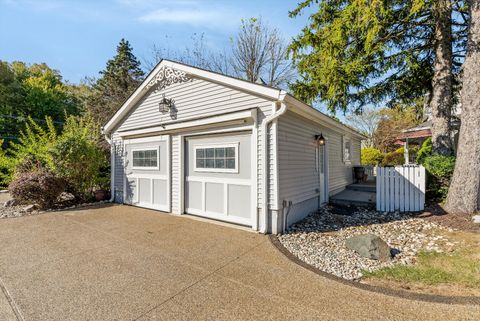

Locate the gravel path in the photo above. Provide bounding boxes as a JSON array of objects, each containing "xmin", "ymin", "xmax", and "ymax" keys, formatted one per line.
[{"xmin": 278, "ymin": 206, "xmax": 457, "ymax": 281}]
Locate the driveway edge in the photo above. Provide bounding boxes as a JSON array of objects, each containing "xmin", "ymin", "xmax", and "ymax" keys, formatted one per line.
[
  {"xmin": 269, "ymin": 234, "xmax": 480, "ymax": 306},
  {"xmin": 0, "ymin": 277, "xmax": 24, "ymax": 321}
]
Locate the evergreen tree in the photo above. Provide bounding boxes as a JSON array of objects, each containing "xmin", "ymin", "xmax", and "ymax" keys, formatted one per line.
[
  {"xmin": 289, "ymin": 0, "xmax": 469, "ymax": 154},
  {"xmin": 89, "ymin": 39, "xmax": 144, "ymax": 125}
]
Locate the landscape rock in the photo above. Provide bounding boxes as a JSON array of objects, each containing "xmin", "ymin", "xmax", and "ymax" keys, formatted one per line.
[
  {"xmin": 23, "ymin": 204, "xmax": 38, "ymax": 213},
  {"xmin": 3, "ymin": 199, "xmax": 17, "ymax": 207},
  {"xmin": 345, "ymin": 234, "xmax": 391, "ymax": 261},
  {"xmin": 278, "ymin": 206, "xmax": 455, "ymax": 280},
  {"xmin": 57, "ymin": 192, "xmax": 75, "ymax": 202},
  {"xmin": 472, "ymin": 215, "xmax": 480, "ymax": 224}
]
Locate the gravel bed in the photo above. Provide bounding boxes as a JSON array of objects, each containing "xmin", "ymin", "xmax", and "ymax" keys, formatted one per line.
[{"xmin": 278, "ymin": 206, "xmax": 457, "ymax": 281}]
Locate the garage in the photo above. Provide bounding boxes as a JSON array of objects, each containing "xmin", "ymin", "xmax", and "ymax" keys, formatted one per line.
[
  {"xmin": 184, "ymin": 132, "xmax": 253, "ymax": 226},
  {"xmin": 123, "ymin": 136, "xmax": 170, "ymax": 212}
]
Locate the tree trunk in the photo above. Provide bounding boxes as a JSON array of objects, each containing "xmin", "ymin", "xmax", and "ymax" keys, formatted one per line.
[
  {"xmin": 445, "ymin": 0, "xmax": 480, "ymax": 214},
  {"xmin": 430, "ymin": 0, "xmax": 454, "ymax": 155}
]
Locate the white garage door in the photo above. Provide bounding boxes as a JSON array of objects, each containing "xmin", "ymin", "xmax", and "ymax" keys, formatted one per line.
[
  {"xmin": 185, "ymin": 132, "xmax": 253, "ymax": 226},
  {"xmin": 124, "ymin": 136, "xmax": 170, "ymax": 212}
]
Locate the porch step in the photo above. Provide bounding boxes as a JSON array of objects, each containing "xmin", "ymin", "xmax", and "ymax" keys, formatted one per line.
[
  {"xmin": 346, "ymin": 182, "xmax": 376, "ymax": 193},
  {"xmin": 329, "ymin": 189, "xmax": 376, "ymax": 208}
]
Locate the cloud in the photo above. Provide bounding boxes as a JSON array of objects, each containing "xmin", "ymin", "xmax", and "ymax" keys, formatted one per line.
[{"xmin": 136, "ymin": 3, "xmax": 242, "ymax": 29}]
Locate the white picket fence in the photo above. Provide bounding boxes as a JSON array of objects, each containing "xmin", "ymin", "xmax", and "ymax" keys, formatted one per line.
[{"xmin": 376, "ymin": 165, "xmax": 426, "ymax": 212}]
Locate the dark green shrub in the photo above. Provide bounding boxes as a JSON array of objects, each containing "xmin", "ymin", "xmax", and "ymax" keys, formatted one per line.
[
  {"xmin": 9, "ymin": 168, "xmax": 66, "ymax": 208},
  {"xmin": 416, "ymin": 137, "xmax": 432, "ymax": 165},
  {"xmin": 423, "ymin": 154, "xmax": 456, "ymax": 200},
  {"xmin": 361, "ymin": 148, "xmax": 384, "ymax": 166}
]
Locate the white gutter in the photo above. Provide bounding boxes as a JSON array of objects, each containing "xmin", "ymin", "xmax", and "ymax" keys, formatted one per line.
[{"xmin": 261, "ymin": 93, "xmax": 287, "ymax": 233}]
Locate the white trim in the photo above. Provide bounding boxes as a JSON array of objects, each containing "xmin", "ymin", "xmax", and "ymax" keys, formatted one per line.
[
  {"xmin": 193, "ymin": 143, "xmax": 239, "ymax": 173},
  {"xmin": 124, "ymin": 135, "xmax": 169, "ymax": 144},
  {"xmin": 186, "ymin": 176, "xmax": 251, "ymax": 186},
  {"xmin": 118, "ymin": 109, "xmax": 255, "ymax": 138},
  {"xmin": 251, "ymin": 108, "xmax": 258, "ymax": 231},
  {"xmin": 126, "ymin": 173, "xmax": 167, "ymax": 180},
  {"xmin": 131, "ymin": 147, "xmax": 160, "ymax": 170},
  {"xmin": 166, "ymin": 135, "xmax": 171, "ymax": 212},
  {"xmin": 184, "ymin": 208, "xmax": 252, "ymax": 226},
  {"xmin": 179, "ymin": 134, "xmax": 185, "ymax": 215},
  {"xmin": 284, "ymin": 95, "xmax": 366, "ymax": 140}
]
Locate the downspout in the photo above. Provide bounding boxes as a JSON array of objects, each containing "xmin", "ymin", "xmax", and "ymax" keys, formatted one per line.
[
  {"xmin": 103, "ymin": 129, "xmax": 116, "ymax": 203},
  {"xmin": 261, "ymin": 93, "xmax": 287, "ymax": 233}
]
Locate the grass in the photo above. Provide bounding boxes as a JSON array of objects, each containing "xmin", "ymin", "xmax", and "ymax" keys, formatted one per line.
[{"xmin": 362, "ymin": 231, "xmax": 480, "ymax": 293}]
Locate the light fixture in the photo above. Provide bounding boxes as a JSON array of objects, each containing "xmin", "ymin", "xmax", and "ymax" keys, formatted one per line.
[
  {"xmin": 315, "ymin": 133, "xmax": 325, "ymax": 146},
  {"xmin": 158, "ymin": 94, "xmax": 174, "ymax": 114}
]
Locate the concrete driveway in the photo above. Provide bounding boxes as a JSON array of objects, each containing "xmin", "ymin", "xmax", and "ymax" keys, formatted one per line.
[{"xmin": 0, "ymin": 205, "xmax": 478, "ymax": 321}]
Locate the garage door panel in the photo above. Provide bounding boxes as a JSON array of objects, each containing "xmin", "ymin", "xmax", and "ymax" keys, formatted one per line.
[
  {"xmin": 185, "ymin": 132, "xmax": 253, "ymax": 226},
  {"xmin": 152, "ymin": 179, "xmax": 167, "ymax": 205},
  {"xmin": 205, "ymin": 182, "xmax": 224, "ymax": 214},
  {"xmin": 138, "ymin": 178, "xmax": 151, "ymax": 203},
  {"xmin": 123, "ymin": 136, "xmax": 170, "ymax": 212},
  {"xmin": 228, "ymin": 185, "xmax": 251, "ymax": 219},
  {"xmin": 186, "ymin": 181, "xmax": 202, "ymax": 211}
]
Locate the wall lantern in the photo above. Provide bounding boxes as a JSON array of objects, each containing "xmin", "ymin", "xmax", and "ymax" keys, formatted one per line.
[
  {"xmin": 315, "ymin": 133, "xmax": 325, "ymax": 146},
  {"xmin": 158, "ymin": 94, "xmax": 174, "ymax": 114}
]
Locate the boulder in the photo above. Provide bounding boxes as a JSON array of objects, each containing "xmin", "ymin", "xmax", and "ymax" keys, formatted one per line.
[
  {"xmin": 472, "ymin": 215, "xmax": 480, "ymax": 224},
  {"xmin": 345, "ymin": 234, "xmax": 392, "ymax": 261}
]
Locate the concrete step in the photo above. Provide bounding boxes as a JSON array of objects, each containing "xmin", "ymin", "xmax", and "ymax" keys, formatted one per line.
[
  {"xmin": 329, "ymin": 189, "xmax": 376, "ymax": 209},
  {"xmin": 346, "ymin": 183, "xmax": 376, "ymax": 193}
]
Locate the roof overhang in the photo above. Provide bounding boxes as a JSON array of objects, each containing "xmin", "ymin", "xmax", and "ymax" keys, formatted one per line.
[
  {"xmin": 103, "ymin": 59, "xmax": 282, "ymax": 135},
  {"xmin": 284, "ymin": 95, "xmax": 367, "ymax": 140}
]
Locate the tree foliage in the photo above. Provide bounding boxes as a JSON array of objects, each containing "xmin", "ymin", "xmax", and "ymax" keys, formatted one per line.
[
  {"xmin": 0, "ymin": 61, "xmax": 82, "ymax": 142},
  {"xmin": 373, "ymin": 106, "xmax": 420, "ymax": 152},
  {"xmin": 88, "ymin": 39, "xmax": 144, "ymax": 125},
  {"xmin": 288, "ymin": 0, "xmax": 469, "ymax": 113},
  {"xmin": 361, "ymin": 147, "xmax": 384, "ymax": 165}
]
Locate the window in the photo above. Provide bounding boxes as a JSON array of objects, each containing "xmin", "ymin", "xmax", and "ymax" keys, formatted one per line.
[
  {"xmin": 194, "ymin": 143, "xmax": 238, "ymax": 173},
  {"xmin": 132, "ymin": 148, "xmax": 159, "ymax": 169},
  {"xmin": 343, "ymin": 136, "xmax": 351, "ymax": 163}
]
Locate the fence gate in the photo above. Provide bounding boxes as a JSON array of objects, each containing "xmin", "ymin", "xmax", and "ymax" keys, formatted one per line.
[{"xmin": 376, "ymin": 165, "xmax": 426, "ymax": 212}]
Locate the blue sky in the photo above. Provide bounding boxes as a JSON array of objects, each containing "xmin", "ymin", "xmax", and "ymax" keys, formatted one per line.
[{"xmin": 0, "ymin": 0, "xmax": 314, "ymax": 84}]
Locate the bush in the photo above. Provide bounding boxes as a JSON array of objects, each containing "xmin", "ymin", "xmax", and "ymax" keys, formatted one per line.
[
  {"xmin": 423, "ymin": 154, "xmax": 456, "ymax": 200},
  {"xmin": 50, "ymin": 115, "xmax": 108, "ymax": 201},
  {"xmin": 361, "ymin": 148, "xmax": 384, "ymax": 166},
  {"xmin": 416, "ymin": 137, "xmax": 432, "ymax": 165},
  {"xmin": 0, "ymin": 141, "xmax": 14, "ymax": 188},
  {"xmin": 381, "ymin": 147, "xmax": 405, "ymax": 166},
  {"xmin": 9, "ymin": 168, "xmax": 66, "ymax": 208}
]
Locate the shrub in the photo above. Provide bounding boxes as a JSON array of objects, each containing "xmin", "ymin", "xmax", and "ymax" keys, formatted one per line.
[
  {"xmin": 361, "ymin": 148, "xmax": 384, "ymax": 166},
  {"xmin": 423, "ymin": 154, "xmax": 456, "ymax": 200},
  {"xmin": 50, "ymin": 115, "xmax": 108, "ymax": 200},
  {"xmin": 381, "ymin": 147, "xmax": 405, "ymax": 166},
  {"xmin": 0, "ymin": 141, "xmax": 15, "ymax": 188},
  {"xmin": 9, "ymin": 168, "xmax": 66, "ymax": 208},
  {"xmin": 416, "ymin": 137, "xmax": 432, "ymax": 165}
]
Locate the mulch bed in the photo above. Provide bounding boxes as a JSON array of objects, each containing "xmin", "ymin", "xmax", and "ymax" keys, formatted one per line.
[{"xmin": 421, "ymin": 203, "xmax": 479, "ymax": 233}]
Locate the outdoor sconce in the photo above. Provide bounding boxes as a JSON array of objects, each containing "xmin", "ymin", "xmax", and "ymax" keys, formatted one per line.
[
  {"xmin": 158, "ymin": 94, "xmax": 174, "ymax": 114},
  {"xmin": 315, "ymin": 133, "xmax": 325, "ymax": 146}
]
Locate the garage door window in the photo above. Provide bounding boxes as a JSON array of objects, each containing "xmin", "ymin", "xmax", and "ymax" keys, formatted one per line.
[
  {"xmin": 132, "ymin": 148, "xmax": 159, "ymax": 170},
  {"xmin": 194, "ymin": 143, "xmax": 238, "ymax": 173}
]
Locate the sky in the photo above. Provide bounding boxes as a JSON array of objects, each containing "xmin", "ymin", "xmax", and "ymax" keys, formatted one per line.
[{"xmin": 0, "ymin": 0, "xmax": 314, "ymax": 84}]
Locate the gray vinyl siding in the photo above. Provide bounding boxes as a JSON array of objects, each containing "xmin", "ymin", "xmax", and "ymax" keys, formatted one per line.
[
  {"xmin": 277, "ymin": 111, "xmax": 361, "ymax": 205},
  {"xmin": 118, "ymin": 78, "xmax": 271, "ymax": 132}
]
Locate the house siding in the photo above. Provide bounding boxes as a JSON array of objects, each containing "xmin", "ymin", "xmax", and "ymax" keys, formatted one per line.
[{"xmin": 277, "ymin": 110, "xmax": 361, "ymax": 221}]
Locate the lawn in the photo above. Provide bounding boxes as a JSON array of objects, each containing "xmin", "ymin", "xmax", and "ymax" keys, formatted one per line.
[{"xmin": 362, "ymin": 230, "xmax": 480, "ymax": 296}]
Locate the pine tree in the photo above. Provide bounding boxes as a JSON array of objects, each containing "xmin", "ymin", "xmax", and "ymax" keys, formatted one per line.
[
  {"xmin": 289, "ymin": 0, "xmax": 469, "ymax": 154},
  {"xmin": 89, "ymin": 39, "xmax": 144, "ymax": 125}
]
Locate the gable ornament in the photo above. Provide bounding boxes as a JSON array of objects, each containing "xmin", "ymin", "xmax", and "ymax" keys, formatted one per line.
[{"xmin": 145, "ymin": 66, "xmax": 192, "ymax": 92}]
